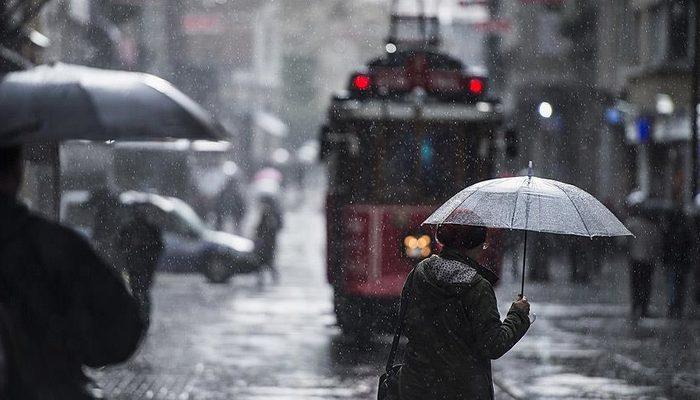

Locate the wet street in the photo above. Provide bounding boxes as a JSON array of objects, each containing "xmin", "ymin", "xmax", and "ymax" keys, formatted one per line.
[
  {"xmin": 6, "ymin": 1, "xmax": 700, "ymax": 399},
  {"xmin": 94, "ymin": 193, "xmax": 700, "ymax": 400}
]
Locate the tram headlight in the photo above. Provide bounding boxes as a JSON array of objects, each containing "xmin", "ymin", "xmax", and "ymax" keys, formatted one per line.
[
  {"xmin": 404, "ymin": 234, "xmax": 432, "ymax": 259},
  {"xmin": 417, "ymin": 235, "xmax": 430, "ymax": 248}
]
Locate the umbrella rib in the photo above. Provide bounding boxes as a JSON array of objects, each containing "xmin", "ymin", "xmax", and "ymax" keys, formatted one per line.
[
  {"xmin": 554, "ymin": 182, "xmax": 591, "ymax": 237},
  {"xmin": 509, "ymin": 177, "xmax": 529, "ymax": 229}
]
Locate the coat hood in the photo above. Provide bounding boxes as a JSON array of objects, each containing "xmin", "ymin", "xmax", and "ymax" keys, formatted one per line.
[
  {"xmin": 416, "ymin": 247, "xmax": 499, "ymax": 298},
  {"xmin": 0, "ymin": 193, "xmax": 29, "ymax": 243},
  {"xmin": 417, "ymin": 255, "xmax": 480, "ymax": 298}
]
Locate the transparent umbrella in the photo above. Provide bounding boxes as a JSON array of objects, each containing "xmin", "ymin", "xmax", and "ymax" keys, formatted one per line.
[{"xmin": 423, "ymin": 162, "xmax": 632, "ymax": 295}]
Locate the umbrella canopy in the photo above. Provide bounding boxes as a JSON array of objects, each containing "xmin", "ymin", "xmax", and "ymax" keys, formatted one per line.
[
  {"xmin": 423, "ymin": 167, "xmax": 631, "ymax": 296},
  {"xmin": 423, "ymin": 175, "xmax": 631, "ymax": 237},
  {"xmin": 0, "ymin": 63, "xmax": 227, "ymax": 144}
]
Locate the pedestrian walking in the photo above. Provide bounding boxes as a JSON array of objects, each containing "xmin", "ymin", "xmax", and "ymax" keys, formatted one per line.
[
  {"xmin": 694, "ymin": 214, "xmax": 700, "ymax": 307},
  {"xmin": 625, "ymin": 209, "xmax": 661, "ymax": 318},
  {"xmin": 216, "ymin": 177, "xmax": 246, "ymax": 233},
  {"xmin": 695, "ymin": 264, "xmax": 700, "ymax": 306},
  {"xmin": 255, "ymin": 194, "xmax": 283, "ymax": 284},
  {"xmin": 117, "ymin": 208, "xmax": 164, "ymax": 326},
  {"xmin": 528, "ymin": 232, "xmax": 550, "ymax": 282},
  {"xmin": 0, "ymin": 145, "xmax": 145, "ymax": 399},
  {"xmin": 88, "ymin": 186, "xmax": 123, "ymax": 268},
  {"xmin": 569, "ymin": 236, "xmax": 591, "ymax": 283},
  {"xmin": 662, "ymin": 208, "xmax": 694, "ymax": 318},
  {"xmin": 397, "ymin": 224, "xmax": 531, "ymax": 400}
]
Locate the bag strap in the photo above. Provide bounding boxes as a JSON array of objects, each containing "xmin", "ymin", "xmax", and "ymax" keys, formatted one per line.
[{"xmin": 384, "ymin": 268, "xmax": 415, "ymax": 373}]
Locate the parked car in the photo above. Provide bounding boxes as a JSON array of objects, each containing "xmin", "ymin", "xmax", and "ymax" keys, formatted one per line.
[{"xmin": 61, "ymin": 190, "xmax": 259, "ymax": 283}]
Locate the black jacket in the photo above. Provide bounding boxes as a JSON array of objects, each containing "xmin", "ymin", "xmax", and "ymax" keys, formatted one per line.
[
  {"xmin": 662, "ymin": 210, "xmax": 694, "ymax": 269},
  {"xmin": 0, "ymin": 194, "xmax": 145, "ymax": 399},
  {"xmin": 399, "ymin": 250, "xmax": 530, "ymax": 400}
]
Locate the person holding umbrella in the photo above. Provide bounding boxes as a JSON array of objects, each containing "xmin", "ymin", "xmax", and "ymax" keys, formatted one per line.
[
  {"xmin": 0, "ymin": 145, "xmax": 145, "ymax": 398},
  {"xmin": 380, "ymin": 163, "xmax": 631, "ymax": 400},
  {"xmin": 398, "ymin": 223, "xmax": 531, "ymax": 400}
]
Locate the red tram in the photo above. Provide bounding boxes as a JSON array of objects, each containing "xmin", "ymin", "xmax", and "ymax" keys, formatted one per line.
[{"xmin": 320, "ymin": 13, "xmax": 505, "ymax": 334}]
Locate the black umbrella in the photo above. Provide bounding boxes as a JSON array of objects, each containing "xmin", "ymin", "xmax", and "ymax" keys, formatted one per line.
[{"xmin": 0, "ymin": 63, "xmax": 227, "ymax": 144}]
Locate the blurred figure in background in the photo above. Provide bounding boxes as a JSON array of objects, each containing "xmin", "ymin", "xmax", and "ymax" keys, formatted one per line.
[
  {"xmin": 528, "ymin": 233, "xmax": 550, "ymax": 282},
  {"xmin": 255, "ymin": 194, "xmax": 283, "ymax": 285},
  {"xmin": 117, "ymin": 208, "xmax": 164, "ymax": 326},
  {"xmin": 695, "ymin": 266, "xmax": 700, "ymax": 306},
  {"xmin": 216, "ymin": 177, "xmax": 246, "ymax": 234},
  {"xmin": 695, "ymin": 212, "xmax": 700, "ymax": 307},
  {"xmin": 88, "ymin": 187, "xmax": 123, "ymax": 268},
  {"xmin": 569, "ymin": 236, "xmax": 591, "ymax": 283},
  {"xmin": 662, "ymin": 207, "xmax": 694, "ymax": 319},
  {"xmin": 625, "ymin": 204, "xmax": 661, "ymax": 318},
  {"xmin": 695, "ymin": 247, "xmax": 700, "ymax": 306}
]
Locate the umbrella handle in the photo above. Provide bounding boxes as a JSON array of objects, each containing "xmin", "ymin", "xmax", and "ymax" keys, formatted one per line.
[{"xmin": 520, "ymin": 229, "xmax": 528, "ymax": 297}]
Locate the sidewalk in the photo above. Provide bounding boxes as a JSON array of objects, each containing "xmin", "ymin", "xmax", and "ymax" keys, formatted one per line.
[{"xmin": 493, "ymin": 256, "xmax": 700, "ymax": 399}]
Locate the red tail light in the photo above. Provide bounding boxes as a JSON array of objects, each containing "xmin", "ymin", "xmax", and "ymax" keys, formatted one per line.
[
  {"xmin": 352, "ymin": 74, "xmax": 372, "ymax": 91},
  {"xmin": 467, "ymin": 78, "xmax": 485, "ymax": 95}
]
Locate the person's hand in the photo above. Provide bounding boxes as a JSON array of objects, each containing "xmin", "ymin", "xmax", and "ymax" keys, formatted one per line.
[{"xmin": 512, "ymin": 295, "xmax": 530, "ymax": 315}]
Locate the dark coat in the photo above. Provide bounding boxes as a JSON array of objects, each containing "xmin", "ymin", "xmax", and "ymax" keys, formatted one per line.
[
  {"xmin": 0, "ymin": 194, "xmax": 145, "ymax": 399},
  {"xmin": 399, "ymin": 250, "xmax": 530, "ymax": 400},
  {"xmin": 118, "ymin": 213, "xmax": 164, "ymax": 322},
  {"xmin": 255, "ymin": 199, "xmax": 283, "ymax": 266},
  {"xmin": 662, "ymin": 209, "xmax": 694, "ymax": 271}
]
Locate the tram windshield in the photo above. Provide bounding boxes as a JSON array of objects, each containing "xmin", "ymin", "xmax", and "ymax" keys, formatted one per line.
[{"xmin": 328, "ymin": 122, "xmax": 493, "ymax": 205}]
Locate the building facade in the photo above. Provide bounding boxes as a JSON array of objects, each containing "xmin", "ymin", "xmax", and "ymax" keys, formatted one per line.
[
  {"xmin": 488, "ymin": 0, "xmax": 640, "ymax": 211},
  {"xmin": 620, "ymin": 0, "xmax": 696, "ymax": 207}
]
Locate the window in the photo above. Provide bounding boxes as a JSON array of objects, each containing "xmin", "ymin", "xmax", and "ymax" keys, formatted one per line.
[
  {"xmin": 643, "ymin": 1, "xmax": 693, "ymax": 66},
  {"xmin": 647, "ymin": 6, "xmax": 666, "ymax": 65},
  {"xmin": 331, "ymin": 122, "xmax": 488, "ymax": 204},
  {"xmin": 668, "ymin": 0, "xmax": 691, "ymax": 61},
  {"xmin": 628, "ymin": 10, "xmax": 641, "ymax": 66}
]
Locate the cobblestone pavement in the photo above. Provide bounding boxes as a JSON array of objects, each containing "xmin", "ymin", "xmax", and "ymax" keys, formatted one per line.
[{"xmin": 93, "ymin": 190, "xmax": 698, "ymax": 399}]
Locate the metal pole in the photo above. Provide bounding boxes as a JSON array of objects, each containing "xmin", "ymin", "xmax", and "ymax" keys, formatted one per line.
[
  {"xmin": 520, "ymin": 229, "xmax": 527, "ymax": 297},
  {"xmin": 691, "ymin": 0, "xmax": 700, "ymax": 199}
]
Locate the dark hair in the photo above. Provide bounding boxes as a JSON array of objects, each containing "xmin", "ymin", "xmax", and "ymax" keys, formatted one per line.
[
  {"xmin": 0, "ymin": 145, "xmax": 22, "ymax": 174},
  {"xmin": 436, "ymin": 224, "xmax": 487, "ymax": 250}
]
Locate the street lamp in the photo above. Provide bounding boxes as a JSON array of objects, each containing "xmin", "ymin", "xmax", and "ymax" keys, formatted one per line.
[
  {"xmin": 538, "ymin": 102, "xmax": 553, "ymax": 119},
  {"xmin": 656, "ymin": 94, "xmax": 674, "ymax": 115}
]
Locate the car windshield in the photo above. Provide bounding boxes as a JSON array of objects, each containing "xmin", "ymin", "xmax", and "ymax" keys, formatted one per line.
[{"xmin": 167, "ymin": 198, "xmax": 208, "ymax": 234}]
